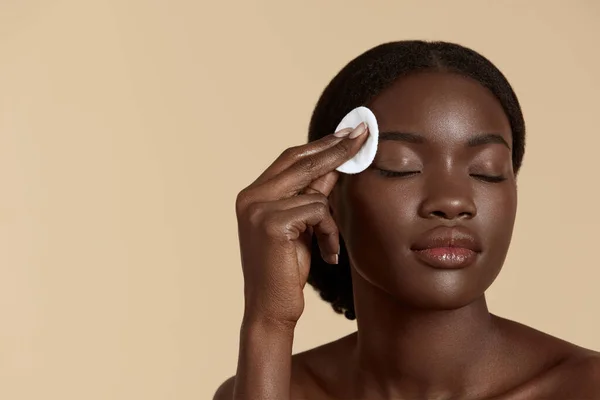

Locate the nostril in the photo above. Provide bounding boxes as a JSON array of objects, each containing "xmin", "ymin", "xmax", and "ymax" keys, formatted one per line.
[{"xmin": 430, "ymin": 211, "xmax": 447, "ymax": 219}]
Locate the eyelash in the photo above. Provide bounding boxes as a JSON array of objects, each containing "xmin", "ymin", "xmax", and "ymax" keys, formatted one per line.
[
  {"xmin": 471, "ymin": 174, "xmax": 506, "ymax": 183},
  {"xmin": 376, "ymin": 168, "xmax": 506, "ymax": 183},
  {"xmin": 375, "ymin": 168, "xmax": 420, "ymax": 178}
]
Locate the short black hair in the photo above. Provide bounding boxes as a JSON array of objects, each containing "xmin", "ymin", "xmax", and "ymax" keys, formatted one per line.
[{"xmin": 306, "ymin": 40, "xmax": 526, "ymax": 320}]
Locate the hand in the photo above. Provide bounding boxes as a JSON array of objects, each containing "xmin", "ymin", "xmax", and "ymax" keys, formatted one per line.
[{"xmin": 235, "ymin": 123, "xmax": 369, "ymax": 326}]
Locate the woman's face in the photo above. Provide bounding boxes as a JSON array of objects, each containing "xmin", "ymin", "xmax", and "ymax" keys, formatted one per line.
[{"xmin": 331, "ymin": 71, "xmax": 517, "ymax": 309}]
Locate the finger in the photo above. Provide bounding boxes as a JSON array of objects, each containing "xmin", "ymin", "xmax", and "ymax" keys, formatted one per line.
[
  {"xmin": 261, "ymin": 125, "xmax": 368, "ymax": 200},
  {"xmin": 301, "ymin": 170, "xmax": 340, "ymax": 197},
  {"xmin": 314, "ymin": 221, "xmax": 339, "ymax": 265},
  {"xmin": 251, "ymin": 127, "xmax": 354, "ymax": 187},
  {"xmin": 237, "ymin": 178, "xmax": 332, "ymax": 218},
  {"xmin": 236, "ymin": 124, "xmax": 367, "ymax": 212},
  {"xmin": 269, "ymin": 203, "xmax": 339, "ymax": 264},
  {"xmin": 249, "ymin": 193, "xmax": 329, "ymax": 215}
]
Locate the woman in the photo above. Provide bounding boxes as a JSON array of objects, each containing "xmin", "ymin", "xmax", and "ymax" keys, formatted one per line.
[{"xmin": 215, "ymin": 41, "xmax": 600, "ymax": 399}]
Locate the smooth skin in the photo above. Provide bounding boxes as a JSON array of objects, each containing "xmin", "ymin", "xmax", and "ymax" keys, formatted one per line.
[{"xmin": 216, "ymin": 72, "xmax": 600, "ymax": 400}]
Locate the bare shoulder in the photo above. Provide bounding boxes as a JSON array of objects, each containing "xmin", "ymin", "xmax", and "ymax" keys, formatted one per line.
[
  {"xmin": 493, "ymin": 315, "xmax": 600, "ymax": 398},
  {"xmin": 212, "ymin": 375, "xmax": 235, "ymax": 400},
  {"xmin": 557, "ymin": 352, "xmax": 600, "ymax": 395},
  {"xmin": 289, "ymin": 333, "xmax": 357, "ymax": 399},
  {"xmin": 501, "ymin": 352, "xmax": 600, "ymax": 399},
  {"xmin": 564, "ymin": 353, "xmax": 600, "ymax": 393}
]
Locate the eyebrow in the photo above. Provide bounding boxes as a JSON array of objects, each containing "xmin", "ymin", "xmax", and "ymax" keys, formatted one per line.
[
  {"xmin": 379, "ymin": 131, "xmax": 425, "ymax": 144},
  {"xmin": 466, "ymin": 133, "xmax": 511, "ymax": 149},
  {"xmin": 379, "ymin": 131, "xmax": 511, "ymax": 149}
]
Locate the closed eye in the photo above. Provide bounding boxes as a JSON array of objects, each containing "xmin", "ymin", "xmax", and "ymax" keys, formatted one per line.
[
  {"xmin": 375, "ymin": 168, "xmax": 421, "ymax": 178},
  {"xmin": 471, "ymin": 174, "xmax": 506, "ymax": 183},
  {"xmin": 374, "ymin": 167, "xmax": 505, "ymax": 183}
]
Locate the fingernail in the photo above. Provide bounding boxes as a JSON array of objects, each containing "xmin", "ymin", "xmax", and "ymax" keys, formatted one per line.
[
  {"xmin": 333, "ymin": 254, "xmax": 339, "ymax": 264},
  {"xmin": 349, "ymin": 122, "xmax": 368, "ymax": 139},
  {"xmin": 333, "ymin": 127, "xmax": 353, "ymax": 138}
]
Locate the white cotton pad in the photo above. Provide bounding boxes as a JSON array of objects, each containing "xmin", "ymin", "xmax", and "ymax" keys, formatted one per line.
[{"xmin": 334, "ymin": 106, "xmax": 379, "ymax": 174}]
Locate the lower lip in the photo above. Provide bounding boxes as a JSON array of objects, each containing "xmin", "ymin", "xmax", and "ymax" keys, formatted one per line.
[{"xmin": 412, "ymin": 247, "xmax": 478, "ymax": 269}]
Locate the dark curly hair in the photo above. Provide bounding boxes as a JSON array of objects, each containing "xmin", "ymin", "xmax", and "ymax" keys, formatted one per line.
[{"xmin": 306, "ymin": 40, "xmax": 526, "ymax": 320}]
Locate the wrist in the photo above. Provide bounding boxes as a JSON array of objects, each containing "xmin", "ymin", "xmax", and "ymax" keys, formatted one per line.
[{"xmin": 241, "ymin": 312, "xmax": 298, "ymax": 334}]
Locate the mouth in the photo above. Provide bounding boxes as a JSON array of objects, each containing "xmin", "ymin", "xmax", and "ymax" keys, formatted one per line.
[{"xmin": 411, "ymin": 226, "xmax": 482, "ymax": 269}]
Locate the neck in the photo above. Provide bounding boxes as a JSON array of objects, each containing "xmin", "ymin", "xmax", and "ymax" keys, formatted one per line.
[{"xmin": 350, "ymin": 268, "xmax": 502, "ymax": 399}]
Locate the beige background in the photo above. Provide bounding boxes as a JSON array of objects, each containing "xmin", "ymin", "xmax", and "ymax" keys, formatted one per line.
[{"xmin": 1, "ymin": 1, "xmax": 599, "ymax": 399}]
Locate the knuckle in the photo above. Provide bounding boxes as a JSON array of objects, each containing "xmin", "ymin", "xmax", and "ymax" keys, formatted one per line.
[
  {"xmin": 295, "ymin": 156, "xmax": 318, "ymax": 174},
  {"xmin": 245, "ymin": 202, "xmax": 265, "ymax": 225},
  {"xmin": 312, "ymin": 201, "xmax": 328, "ymax": 216},
  {"xmin": 332, "ymin": 140, "xmax": 352, "ymax": 156},
  {"xmin": 280, "ymin": 146, "xmax": 301, "ymax": 162},
  {"xmin": 311, "ymin": 193, "xmax": 329, "ymax": 205},
  {"xmin": 235, "ymin": 188, "xmax": 252, "ymax": 213},
  {"xmin": 260, "ymin": 214, "xmax": 283, "ymax": 238}
]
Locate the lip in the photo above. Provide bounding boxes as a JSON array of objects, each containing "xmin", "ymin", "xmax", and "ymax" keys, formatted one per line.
[{"xmin": 411, "ymin": 226, "xmax": 482, "ymax": 269}]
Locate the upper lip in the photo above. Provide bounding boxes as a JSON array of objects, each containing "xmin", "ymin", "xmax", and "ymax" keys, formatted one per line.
[{"xmin": 411, "ymin": 226, "xmax": 482, "ymax": 252}]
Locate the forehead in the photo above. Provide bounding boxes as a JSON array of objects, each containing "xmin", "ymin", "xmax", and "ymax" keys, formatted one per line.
[{"xmin": 367, "ymin": 71, "xmax": 511, "ymax": 143}]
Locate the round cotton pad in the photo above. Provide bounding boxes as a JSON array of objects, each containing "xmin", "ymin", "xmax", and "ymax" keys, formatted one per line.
[{"xmin": 334, "ymin": 106, "xmax": 379, "ymax": 174}]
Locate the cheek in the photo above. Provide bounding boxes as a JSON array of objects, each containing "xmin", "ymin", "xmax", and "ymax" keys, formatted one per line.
[
  {"xmin": 475, "ymin": 183, "xmax": 517, "ymax": 248},
  {"xmin": 336, "ymin": 175, "xmax": 415, "ymax": 288},
  {"xmin": 337, "ymin": 174, "xmax": 418, "ymax": 252}
]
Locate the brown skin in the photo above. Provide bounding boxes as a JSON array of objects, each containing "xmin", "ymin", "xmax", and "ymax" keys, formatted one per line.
[{"xmin": 216, "ymin": 72, "xmax": 600, "ymax": 400}]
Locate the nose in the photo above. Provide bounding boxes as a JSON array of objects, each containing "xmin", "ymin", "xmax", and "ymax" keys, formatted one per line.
[{"xmin": 418, "ymin": 175, "xmax": 477, "ymax": 221}]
